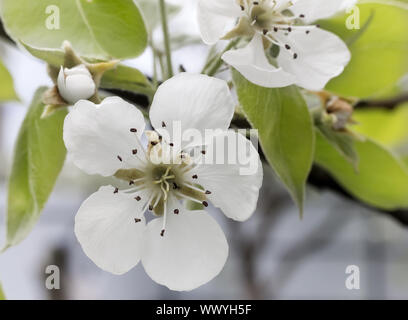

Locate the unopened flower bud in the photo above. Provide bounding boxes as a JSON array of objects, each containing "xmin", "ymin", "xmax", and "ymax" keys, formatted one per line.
[
  {"xmin": 326, "ymin": 97, "xmax": 354, "ymax": 130},
  {"xmin": 57, "ymin": 64, "xmax": 96, "ymax": 104}
]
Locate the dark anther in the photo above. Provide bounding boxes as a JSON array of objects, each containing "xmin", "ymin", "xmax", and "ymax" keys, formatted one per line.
[
  {"xmin": 253, "ymin": 1, "xmax": 259, "ymax": 5},
  {"xmin": 114, "ymin": 188, "xmax": 119, "ymax": 194},
  {"xmin": 135, "ymin": 196, "xmax": 141, "ymax": 201},
  {"xmin": 274, "ymin": 27, "xmax": 278, "ymax": 32},
  {"xmin": 130, "ymin": 128, "xmax": 137, "ymax": 133},
  {"xmin": 263, "ymin": 29, "xmax": 268, "ymax": 35},
  {"xmin": 151, "ymin": 141, "xmax": 158, "ymax": 146},
  {"xmin": 306, "ymin": 30, "xmax": 310, "ymax": 34},
  {"xmin": 285, "ymin": 44, "xmax": 291, "ymax": 50},
  {"xmin": 169, "ymin": 143, "xmax": 174, "ymax": 147},
  {"xmin": 132, "ymin": 149, "xmax": 138, "ymax": 155},
  {"xmin": 173, "ymin": 182, "xmax": 179, "ymax": 189},
  {"xmin": 201, "ymin": 150, "xmax": 206, "ymax": 155},
  {"xmin": 160, "ymin": 229, "xmax": 165, "ymax": 237},
  {"xmin": 162, "ymin": 121, "xmax": 166, "ymax": 127},
  {"xmin": 205, "ymin": 190, "xmax": 211, "ymax": 195},
  {"xmin": 117, "ymin": 155, "xmax": 123, "ymax": 162},
  {"xmin": 202, "ymin": 201, "xmax": 209, "ymax": 207},
  {"xmin": 149, "ymin": 205, "xmax": 153, "ymax": 211},
  {"xmin": 192, "ymin": 174, "xmax": 198, "ymax": 179},
  {"xmin": 240, "ymin": 5, "xmax": 244, "ymax": 10},
  {"xmin": 293, "ymin": 53, "xmax": 298, "ymax": 59},
  {"xmin": 174, "ymin": 209, "xmax": 179, "ymax": 214},
  {"xmin": 129, "ymin": 180, "xmax": 135, "ymax": 186},
  {"xmin": 288, "ymin": 27, "xmax": 292, "ymax": 32},
  {"xmin": 300, "ymin": 14, "xmax": 305, "ymax": 18},
  {"xmin": 134, "ymin": 218, "xmax": 141, "ymax": 223}
]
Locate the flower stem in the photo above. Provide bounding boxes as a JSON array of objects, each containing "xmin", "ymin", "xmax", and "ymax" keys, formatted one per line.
[
  {"xmin": 159, "ymin": 0, "xmax": 173, "ymax": 79},
  {"xmin": 203, "ymin": 38, "xmax": 240, "ymax": 76},
  {"xmin": 150, "ymin": 36, "xmax": 159, "ymax": 89}
]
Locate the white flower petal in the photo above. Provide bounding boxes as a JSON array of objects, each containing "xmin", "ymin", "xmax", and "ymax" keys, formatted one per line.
[
  {"xmin": 75, "ymin": 186, "xmax": 147, "ymax": 275},
  {"xmin": 222, "ymin": 34, "xmax": 296, "ymax": 88},
  {"xmin": 65, "ymin": 64, "xmax": 91, "ymax": 76},
  {"xmin": 290, "ymin": 0, "xmax": 358, "ymax": 23},
  {"xmin": 64, "ymin": 96, "xmax": 147, "ymax": 176},
  {"xmin": 149, "ymin": 73, "xmax": 235, "ymax": 149},
  {"xmin": 197, "ymin": 0, "xmax": 241, "ymax": 45},
  {"xmin": 57, "ymin": 65, "xmax": 96, "ymax": 104},
  {"xmin": 192, "ymin": 131, "xmax": 263, "ymax": 221},
  {"xmin": 142, "ymin": 208, "xmax": 228, "ymax": 291},
  {"xmin": 276, "ymin": 27, "xmax": 351, "ymax": 91}
]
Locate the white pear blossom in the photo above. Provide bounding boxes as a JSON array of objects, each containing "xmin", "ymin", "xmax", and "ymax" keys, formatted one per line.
[
  {"xmin": 57, "ymin": 64, "xmax": 96, "ymax": 104},
  {"xmin": 197, "ymin": 0, "xmax": 356, "ymax": 90},
  {"xmin": 63, "ymin": 73, "xmax": 263, "ymax": 291}
]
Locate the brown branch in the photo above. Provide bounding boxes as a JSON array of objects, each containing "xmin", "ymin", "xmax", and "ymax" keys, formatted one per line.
[
  {"xmin": 354, "ymin": 93, "xmax": 408, "ymax": 110},
  {"xmin": 0, "ymin": 20, "xmax": 14, "ymax": 44},
  {"xmin": 103, "ymin": 88, "xmax": 150, "ymax": 108},
  {"xmin": 228, "ymin": 185, "xmax": 290, "ymax": 299},
  {"xmin": 308, "ymin": 166, "xmax": 408, "ymax": 226}
]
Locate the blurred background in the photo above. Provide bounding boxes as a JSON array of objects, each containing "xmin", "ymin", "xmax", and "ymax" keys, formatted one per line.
[{"xmin": 1, "ymin": 0, "xmax": 408, "ymax": 299}]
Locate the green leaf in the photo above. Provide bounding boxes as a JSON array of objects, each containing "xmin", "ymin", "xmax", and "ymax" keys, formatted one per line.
[
  {"xmin": 0, "ymin": 59, "xmax": 18, "ymax": 102},
  {"xmin": 5, "ymin": 87, "xmax": 67, "ymax": 249},
  {"xmin": 403, "ymin": 155, "xmax": 408, "ymax": 167},
  {"xmin": 315, "ymin": 130, "xmax": 408, "ymax": 210},
  {"xmin": 352, "ymin": 103, "xmax": 408, "ymax": 150},
  {"xmin": 21, "ymin": 42, "xmax": 153, "ymax": 97},
  {"xmin": 21, "ymin": 42, "xmax": 65, "ymax": 66},
  {"xmin": 0, "ymin": 0, "xmax": 147, "ymax": 59},
  {"xmin": 100, "ymin": 65, "xmax": 154, "ymax": 98},
  {"xmin": 320, "ymin": 2, "xmax": 408, "ymax": 98},
  {"xmin": 316, "ymin": 124, "xmax": 359, "ymax": 169},
  {"xmin": 0, "ymin": 282, "xmax": 5, "ymax": 300},
  {"xmin": 232, "ymin": 70, "xmax": 315, "ymax": 213}
]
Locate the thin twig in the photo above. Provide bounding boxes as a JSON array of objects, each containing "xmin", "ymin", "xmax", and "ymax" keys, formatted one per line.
[
  {"xmin": 203, "ymin": 38, "xmax": 240, "ymax": 76},
  {"xmin": 159, "ymin": 0, "xmax": 173, "ymax": 79},
  {"xmin": 354, "ymin": 94, "xmax": 408, "ymax": 110}
]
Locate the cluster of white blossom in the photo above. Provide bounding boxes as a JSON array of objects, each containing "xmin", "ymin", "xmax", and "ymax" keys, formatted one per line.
[{"xmin": 61, "ymin": 0, "xmax": 354, "ymax": 291}]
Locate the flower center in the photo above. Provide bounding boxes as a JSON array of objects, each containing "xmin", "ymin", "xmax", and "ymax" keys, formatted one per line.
[
  {"xmin": 151, "ymin": 165, "xmax": 176, "ymax": 205},
  {"xmin": 237, "ymin": 0, "xmax": 317, "ymax": 60},
  {"xmin": 146, "ymin": 162, "xmax": 208, "ymax": 216},
  {"xmin": 249, "ymin": 2, "xmax": 283, "ymax": 29},
  {"xmin": 113, "ymin": 129, "xmax": 213, "ymax": 237},
  {"xmin": 240, "ymin": 0, "xmax": 295, "ymax": 28}
]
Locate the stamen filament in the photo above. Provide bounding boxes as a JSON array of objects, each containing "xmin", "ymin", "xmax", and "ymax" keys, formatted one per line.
[
  {"xmin": 182, "ymin": 182, "xmax": 207, "ymax": 194},
  {"xmin": 161, "ymin": 199, "xmax": 167, "ymax": 237}
]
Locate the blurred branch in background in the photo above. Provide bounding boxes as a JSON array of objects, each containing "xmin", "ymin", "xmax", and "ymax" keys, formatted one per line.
[
  {"xmin": 309, "ymin": 166, "xmax": 408, "ymax": 227},
  {"xmin": 355, "ymin": 94, "xmax": 408, "ymax": 110},
  {"xmin": 42, "ymin": 246, "xmax": 69, "ymax": 300},
  {"xmin": 228, "ymin": 177, "xmax": 290, "ymax": 299},
  {"xmin": 270, "ymin": 207, "xmax": 350, "ymax": 298}
]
